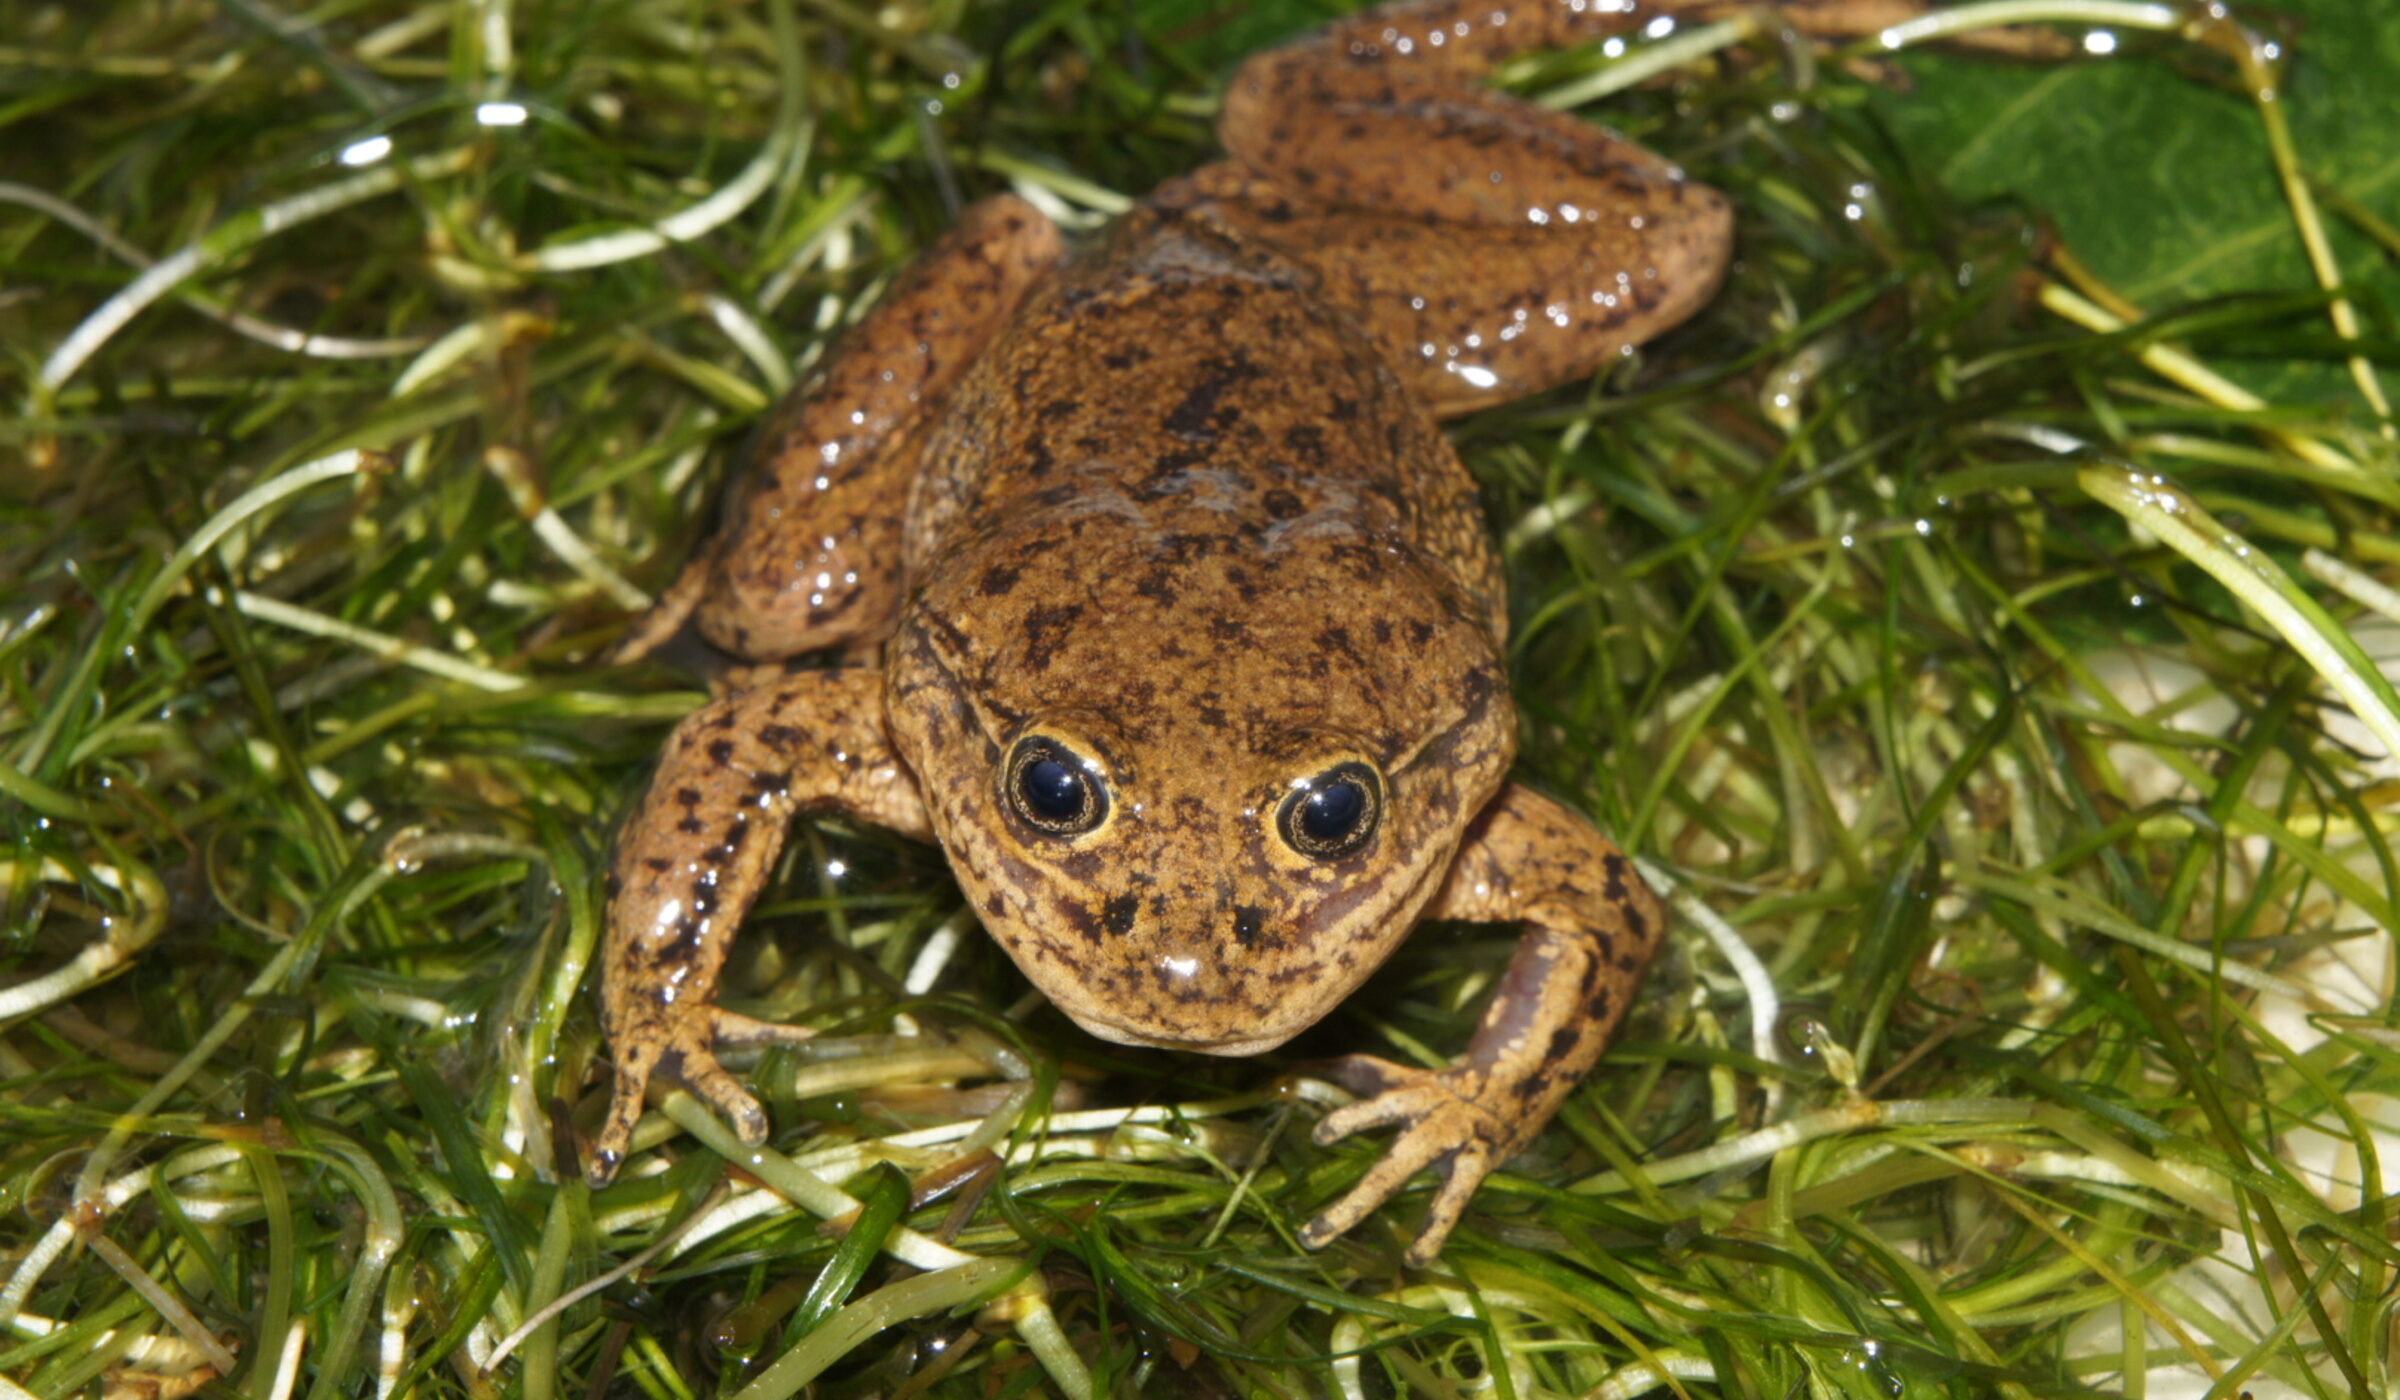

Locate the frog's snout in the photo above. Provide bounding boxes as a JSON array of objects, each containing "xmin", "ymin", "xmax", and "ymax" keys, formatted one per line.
[{"xmin": 1005, "ymin": 880, "xmax": 1308, "ymax": 1053}]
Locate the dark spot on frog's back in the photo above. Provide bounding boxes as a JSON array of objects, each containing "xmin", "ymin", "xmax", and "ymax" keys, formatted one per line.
[
  {"xmin": 1280, "ymin": 425, "xmax": 1329, "ymax": 468},
  {"xmin": 978, "ymin": 563, "xmax": 1021, "ymax": 597},
  {"xmin": 1162, "ymin": 352, "xmax": 1262, "ymax": 441},
  {"xmin": 1262, "ymin": 488, "xmax": 1304, "ymax": 520},
  {"xmin": 1022, "ymin": 434, "xmax": 1055, "ymax": 477}
]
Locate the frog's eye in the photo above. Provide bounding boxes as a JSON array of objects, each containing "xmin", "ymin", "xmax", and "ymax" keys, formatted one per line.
[
  {"xmin": 1004, "ymin": 736, "xmax": 1109, "ymax": 837},
  {"xmin": 1277, "ymin": 762, "xmax": 1381, "ymax": 860}
]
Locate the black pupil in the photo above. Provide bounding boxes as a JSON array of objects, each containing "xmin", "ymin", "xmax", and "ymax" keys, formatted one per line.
[
  {"xmin": 1298, "ymin": 779, "xmax": 1365, "ymax": 843},
  {"xmin": 1020, "ymin": 756, "xmax": 1085, "ymax": 822}
]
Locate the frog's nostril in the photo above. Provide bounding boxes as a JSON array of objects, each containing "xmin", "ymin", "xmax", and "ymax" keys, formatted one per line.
[{"xmin": 1232, "ymin": 904, "xmax": 1266, "ymax": 948}]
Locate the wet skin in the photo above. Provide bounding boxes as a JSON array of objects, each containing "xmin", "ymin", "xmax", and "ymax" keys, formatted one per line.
[{"xmin": 592, "ymin": 0, "xmax": 1930, "ymax": 1265}]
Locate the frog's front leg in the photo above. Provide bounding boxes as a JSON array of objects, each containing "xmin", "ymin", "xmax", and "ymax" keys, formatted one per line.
[
  {"xmin": 1301, "ymin": 783, "xmax": 1665, "ymax": 1265},
  {"xmin": 587, "ymin": 668, "xmax": 932, "ymax": 1186}
]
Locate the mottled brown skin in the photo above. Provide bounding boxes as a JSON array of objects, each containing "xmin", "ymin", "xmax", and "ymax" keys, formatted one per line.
[{"xmin": 594, "ymin": 0, "xmax": 1921, "ymax": 1265}]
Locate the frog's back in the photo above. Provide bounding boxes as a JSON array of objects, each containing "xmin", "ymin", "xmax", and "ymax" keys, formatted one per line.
[{"xmin": 905, "ymin": 208, "xmax": 1504, "ymax": 637}]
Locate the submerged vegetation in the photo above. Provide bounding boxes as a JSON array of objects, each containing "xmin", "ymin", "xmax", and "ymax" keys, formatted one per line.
[{"xmin": 2, "ymin": 0, "xmax": 2396, "ymax": 1396}]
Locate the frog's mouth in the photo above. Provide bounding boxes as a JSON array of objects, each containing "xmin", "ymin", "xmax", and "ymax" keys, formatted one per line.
[{"xmin": 1058, "ymin": 1005, "xmax": 1306, "ymax": 1058}]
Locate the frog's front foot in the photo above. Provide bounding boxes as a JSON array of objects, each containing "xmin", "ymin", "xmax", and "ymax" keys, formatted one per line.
[
  {"xmin": 585, "ymin": 1006, "xmax": 814, "ymax": 1187},
  {"xmin": 1301, "ymin": 1054, "xmax": 1523, "ymax": 1267}
]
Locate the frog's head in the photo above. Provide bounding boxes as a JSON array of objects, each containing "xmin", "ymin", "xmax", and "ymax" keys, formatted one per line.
[{"xmin": 884, "ymin": 494, "xmax": 1513, "ymax": 1055}]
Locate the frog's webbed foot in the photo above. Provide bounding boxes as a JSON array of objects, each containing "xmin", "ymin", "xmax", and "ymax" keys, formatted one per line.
[
  {"xmin": 586, "ymin": 1006, "xmax": 817, "ymax": 1187},
  {"xmin": 1302, "ymin": 1055, "xmax": 1517, "ymax": 1267}
]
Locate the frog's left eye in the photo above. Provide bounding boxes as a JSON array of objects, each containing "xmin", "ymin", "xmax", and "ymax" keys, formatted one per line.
[
  {"xmin": 1004, "ymin": 736, "xmax": 1109, "ymax": 837},
  {"xmin": 1277, "ymin": 762, "xmax": 1382, "ymax": 860}
]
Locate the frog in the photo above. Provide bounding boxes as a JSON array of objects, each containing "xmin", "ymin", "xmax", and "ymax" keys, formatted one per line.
[{"xmin": 587, "ymin": 0, "xmax": 1930, "ymax": 1265}]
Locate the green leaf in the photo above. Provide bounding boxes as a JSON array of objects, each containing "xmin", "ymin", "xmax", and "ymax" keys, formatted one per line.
[{"xmin": 1874, "ymin": 0, "xmax": 2400, "ymax": 401}]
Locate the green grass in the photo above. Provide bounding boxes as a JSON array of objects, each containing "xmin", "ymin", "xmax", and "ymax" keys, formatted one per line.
[{"xmin": 4, "ymin": 2, "xmax": 2397, "ymax": 1397}]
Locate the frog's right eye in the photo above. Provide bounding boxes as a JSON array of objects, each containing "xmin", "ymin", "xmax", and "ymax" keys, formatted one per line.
[
  {"xmin": 1004, "ymin": 736, "xmax": 1109, "ymax": 836},
  {"xmin": 1276, "ymin": 761, "xmax": 1382, "ymax": 860}
]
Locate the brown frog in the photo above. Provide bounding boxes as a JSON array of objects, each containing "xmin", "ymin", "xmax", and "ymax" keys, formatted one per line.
[{"xmin": 589, "ymin": 0, "xmax": 1924, "ymax": 1265}]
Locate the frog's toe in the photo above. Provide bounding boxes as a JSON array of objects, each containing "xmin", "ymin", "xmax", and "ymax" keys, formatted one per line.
[
  {"xmin": 711, "ymin": 1007, "xmax": 818, "ymax": 1046},
  {"xmin": 1303, "ymin": 1068, "xmax": 1514, "ymax": 1260},
  {"xmin": 681, "ymin": 1051, "xmax": 772, "ymax": 1146},
  {"xmin": 604, "ymin": 544, "xmax": 713, "ymax": 666},
  {"xmin": 1300, "ymin": 1117, "xmax": 1450, "ymax": 1251},
  {"xmin": 1315, "ymin": 1078, "xmax": 1439, "ymax": 1144},
  {"xmin": 587, "ymin": 1020, "xmax": 781, "ymax": 1186},
  {"xmin": 1315, "ymin": 1062, "xmax": 1479, "ymax": 1146},
  {"xmin": 1403, "ymin": 1141, "xmax": 1498, "ymax": 1269},
  {"xmin": 1319, "ymin": 1053, "xmax": 1414, "ymax": 1100},
  {"xmin": 586, "ymin": 1040, "xmax": 663, "ymax": 1188}
]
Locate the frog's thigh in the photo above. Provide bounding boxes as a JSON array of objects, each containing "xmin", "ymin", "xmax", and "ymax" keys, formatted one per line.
[
  {"xmin": 1191, "ymin": 172, "xmax": 1727, "ymax": 418},
  {"xmin": 655, "ymin": 196, "xmax": 1061, "ymax": 662},
  {"xmin": 1205, "ymin": 3, "xmax": 1748, "ymax": 416},
  {"xmin": 590, "ymin": 667, "xmax": 931, "ymax": 1185},
  {"xmin": 1228, "ymin": 0, "xmax": 1948, "ymax": 104},
  {"xmin": 1194, "ymin": 90, "xmax": 1730, "ymax": 416}
]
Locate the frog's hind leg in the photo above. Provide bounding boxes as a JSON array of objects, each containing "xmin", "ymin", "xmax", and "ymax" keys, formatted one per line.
[
  {"xmin": 1179, "ymin": 0, "xmax": 1916, "ymax": 418},
  {"xmin": 1160, "ymin": 157, "xmax": 1726, "ymax": 420},
  {"xmin": 628, "ymin": 195, "xmax": 1061, "ymax": 664}
]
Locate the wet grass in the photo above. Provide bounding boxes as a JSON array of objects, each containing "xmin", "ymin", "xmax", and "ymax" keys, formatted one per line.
[{"xmin": 2, "ymin": 1, "xmax": 2396, "ymax": 1397}]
